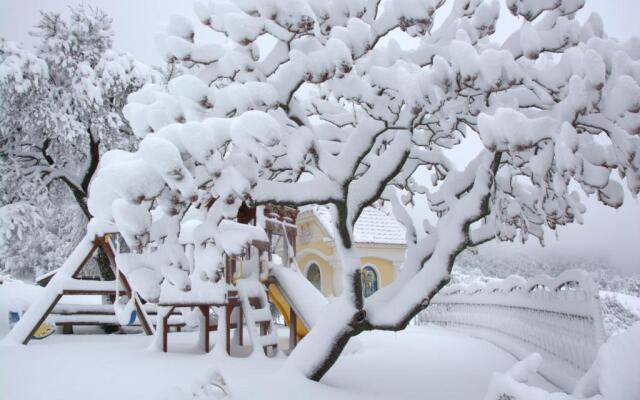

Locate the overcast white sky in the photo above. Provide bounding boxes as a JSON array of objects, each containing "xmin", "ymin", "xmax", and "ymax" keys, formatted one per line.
[{"xmin": 1, "ymin": 1, "xmax": 639, "ymax": 274}]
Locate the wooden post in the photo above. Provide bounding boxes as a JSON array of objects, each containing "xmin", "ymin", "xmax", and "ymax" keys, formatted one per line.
[
  {"xmin": 292, "ymin": 233, "xmax": 296, "ymax": 257},
  {"xmin": 133, "ymin": 296, "xmax": 153, "ymax": 336},
  {"xmin": 199, "ymin": 305, "xmax": 210, "ymax": 353},
  {"xmin": 225, "ymin": 256, "xmax": 230, "ymax": 284},
  {"xmin": 225, "ymin": 304, "xmax": 232, "ymax": 355},
  {"xmin": 267, "ymin": 229, "xmax": 272, "ymax": 261},
  {"xmin": 162, "ymin": 306, "xmax": 174, "ymax": 353},
  {"xmin": 289, "ymin": 305, "xmax": 297, "ymax": 350},
  {"xmin": 238, "ymin": 306, "xmax": 243, "ymax": 346},
  {"xmin": 22, "ymin": 241, "xmax": 99, "ymax": 344},
  {"xmin": 261, "ymin": 321, "xmax": 269, "ymax": 356},
  {"xmin": 101, "ymin": 237, "xmax": 153, "ymax": 335}
]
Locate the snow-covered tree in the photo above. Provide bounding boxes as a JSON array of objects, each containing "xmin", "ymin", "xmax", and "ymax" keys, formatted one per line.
[
  {"xmin": 0, "ymin": 203, "xmax": 62, "ymax": 280},
  {"xmin": 0, "ymin": 6, "xmax": 159, "ymax": 279},
  {"xmin": 88, "ymin": 0, "xmax": 639, "ymax": 380}
]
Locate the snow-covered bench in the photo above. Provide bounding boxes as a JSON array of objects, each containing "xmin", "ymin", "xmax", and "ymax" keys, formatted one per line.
[
  {"xmin": 49, "ymin": 302, "xmax": 185, "ymax": 333},
  {"xmin": 419, "ymin": 270, "xmax": 605, "ymax": 392}
]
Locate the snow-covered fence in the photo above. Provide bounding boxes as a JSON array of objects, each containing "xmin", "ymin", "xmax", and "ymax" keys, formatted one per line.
[{"xmin": 419, "ymin": 270, "xmax": 605, "ymax": 392}]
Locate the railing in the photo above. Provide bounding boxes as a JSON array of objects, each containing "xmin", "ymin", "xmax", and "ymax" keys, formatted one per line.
[{"xmin": 418, "ymin": 269, "xmax": 605, "ymax": 392}]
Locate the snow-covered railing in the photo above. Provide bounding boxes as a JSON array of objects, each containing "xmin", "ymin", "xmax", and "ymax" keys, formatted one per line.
[{"xmin": 419, "ymin": 270, "xmax": 605, "ymax": 392}]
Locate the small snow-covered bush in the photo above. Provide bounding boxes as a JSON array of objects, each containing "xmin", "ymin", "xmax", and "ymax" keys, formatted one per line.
[{"xmin": 485, "ymin": 323, "xmax": 640, "ymax": 400}]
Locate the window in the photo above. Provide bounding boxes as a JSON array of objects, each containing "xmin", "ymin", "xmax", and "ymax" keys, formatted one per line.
[
  {"xmin": 362, "ymin": 265, "xmax": 379, "ymax": 297},
  {"xmin": 306, "ymin": 263, "xmax": 321, "ymax": 291}
]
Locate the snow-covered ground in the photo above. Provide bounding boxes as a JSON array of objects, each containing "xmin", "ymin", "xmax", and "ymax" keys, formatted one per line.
[
  {"xmin": 601, "ymin": 291, "xmax": 640, "ymax": 317},
  {"xmin": 0, "ymin": 325, "xmax": 555, "ymax": 400},
  {"xmin": 4, "ymin": 277, "xmax": 637, "ymax": 399},
  {"xmin": 0, "ymin": 280, "xmax": 104, "ymax": 338}
]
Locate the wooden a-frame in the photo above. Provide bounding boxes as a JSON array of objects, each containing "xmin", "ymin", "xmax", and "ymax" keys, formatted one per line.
[{"xmin": 21, "ymin": 236, "xmax": 153, "ymax": 344}]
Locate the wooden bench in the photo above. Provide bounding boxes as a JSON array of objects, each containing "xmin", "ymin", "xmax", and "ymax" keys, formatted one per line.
[{"xmin": 50, "ymin": 303, "xmax": 185, "ymax": 334}]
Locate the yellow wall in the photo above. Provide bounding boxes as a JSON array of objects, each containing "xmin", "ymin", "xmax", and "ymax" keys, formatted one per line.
[
  {"xmin": 296, "ymin": 253, "xmax": 333, "ymax": 297},
  {"xmin": 295, "ymin": 254, "xmax": 395, "ymax": 296},
  {"xmin": 359, "ymin": 256, "xmax": 396, "ymax": 287},
  {"xmin": 301, "ymin": 240, "xmax": 333, "ymax": 257},
  {"xmin": 296, "ymin": 218, "xmax": 333, "ymax": 256},
  {"xmin": 295, "ymin": 213, "xmax": 401, "ymax": 297}
]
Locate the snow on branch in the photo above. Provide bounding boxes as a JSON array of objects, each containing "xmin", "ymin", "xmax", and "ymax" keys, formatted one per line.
[{"xmin": 82, "ymin": 0, "xmax": 640, "ymax": 379}]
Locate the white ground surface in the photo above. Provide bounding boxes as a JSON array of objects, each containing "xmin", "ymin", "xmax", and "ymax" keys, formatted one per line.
[
  {"xmin": 0, "ymin": 280, "xmax": 556, "ymax": 399},
  {"xmin": 0, "ymin": 324, "xmax": 556, "ymax": 400},
  {"xmin": 602, "ymin": 290, "xmax": 640, "ymax": 318}
]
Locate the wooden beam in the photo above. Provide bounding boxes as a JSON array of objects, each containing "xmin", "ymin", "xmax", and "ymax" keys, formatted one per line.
[
  {"xmin": 238, "ymin": 306, "xmax": 243, "ymax": 346},
  {"xmin": 101, "ymin": 237, "xmax": 154, "ymax": 335},
  {"xmin": 162, "ymin": 306, "xmax": 175, "ymax": 353},
  {"xmin": 71, "ymin": 243, "xmax": 99, "ymax": 279},
  {"xmin": 133, "ymin": 296, "xmax": 153, "ymax": 335},
  {"xmin": 225, "ymin": 304, "xmax": 232, "ymax": 355},
  {"xmin": 289, "ymin": 305, "xmax": 297, "ymax": 350},
  {"xmin": 23, "ymin": 294, "xmax": 62, "ymax": 345},
  {"xmin": 62, "ymin": 289, "xmax": 127, "ymax": 296},
  {"xmin": 198, "ymin": 305, "xmax": 210, "ymax": 353},
  {"xmin": 157, "ymin": 302, "xmax": 225, "ymax": 308}
]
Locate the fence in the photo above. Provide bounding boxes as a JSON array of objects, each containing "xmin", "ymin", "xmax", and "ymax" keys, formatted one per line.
[{"xmin": 418, "ymin": 269, "xmax": 605, "ymax": 392}]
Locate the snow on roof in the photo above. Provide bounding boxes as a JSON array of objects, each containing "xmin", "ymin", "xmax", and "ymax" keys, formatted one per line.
[{"xmin": 300, "ymin": 205, "xmax": 406, "ymax": 245}]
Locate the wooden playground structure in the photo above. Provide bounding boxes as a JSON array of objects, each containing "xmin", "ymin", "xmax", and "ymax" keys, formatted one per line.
[{"xmin": 10, "ymin": 204, "xmax": 317, "ymax": 356}]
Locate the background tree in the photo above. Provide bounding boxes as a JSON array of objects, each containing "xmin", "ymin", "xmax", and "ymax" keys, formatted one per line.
[
  {"xmin": 0, "ymin": 202, "xmax": 61, "ymax": 280},
  {"xmin": 0, "ymin": 6, "xmax": 160, "ymax": 280},
  {"xmin": 85, "ymin": 0, "xmax": 638, "ymax": 381}
]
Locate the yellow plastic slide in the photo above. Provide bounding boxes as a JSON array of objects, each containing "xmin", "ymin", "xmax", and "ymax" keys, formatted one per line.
[{"xmin": 267, "ymin": 282, "xmax": 309, "ymax": 339}]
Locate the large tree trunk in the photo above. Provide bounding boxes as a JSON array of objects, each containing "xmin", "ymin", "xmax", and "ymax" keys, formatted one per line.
[
  {"xmin": 58, "ymin": 128, "xmax": 113, "ymax": 280},
  {"xmin": 285, "ymin": 153, "xmax": 501, "ymax": 382},
  {"xmin": 285, "ymin": 298, "xmax": 365, "ymax": 381},
  {"xmin": 285, "ymin": 278, "xmax": 442, "ymax": 382},
  {"xmin": 95, "ymin": 246, "xmax": 115, "ymax": 281}
]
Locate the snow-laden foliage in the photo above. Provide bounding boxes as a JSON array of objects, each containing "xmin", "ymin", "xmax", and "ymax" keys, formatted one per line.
[
  {"xmin": 0, "ymin": 6, "xmax": 160, "ymax": 279},
  {"xmin": 599, "ymin": 294, "xmax": 640, "ymax": 337},
  {"xmin": 453, "ymin": 253, "xmax": 640, "ymax": 296},
  {"xmin": 89, "ymin": 0, "xmax": 640, "ymax": 380},
  {"xmin": 0, "ymin": 203, "xmax": 62, "ymax": 280}
]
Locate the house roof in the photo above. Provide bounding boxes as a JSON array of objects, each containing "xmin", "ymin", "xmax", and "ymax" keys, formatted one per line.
[{"xmin": 300, "ymin": 205, "xmax": 406, "ymax": 246}]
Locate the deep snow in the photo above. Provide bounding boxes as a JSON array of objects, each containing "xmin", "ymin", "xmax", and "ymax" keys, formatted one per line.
[{"xmin": 0, "ymin": 325, "xmax": 555, "ymax": 400}]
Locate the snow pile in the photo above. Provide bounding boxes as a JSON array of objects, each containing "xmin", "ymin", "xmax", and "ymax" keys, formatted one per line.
[
  {"xmin": 271, "ymin": 265, "xmax": 328, "ymax": 328},
  {"xmin": 484, "ymin": 323, "xmax": 640, "ymax": 400},
  {"xmin": 0, "ymin": 279, "xmax": 43, "ymax": 338},
  {"xmin": 574, "ymin": 323, "xmax": 640, "ymax": 400}
]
